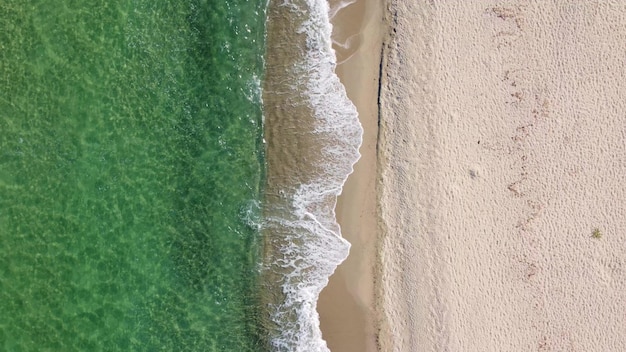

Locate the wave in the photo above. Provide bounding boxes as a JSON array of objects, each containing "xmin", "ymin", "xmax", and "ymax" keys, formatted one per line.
[{"xmin": 262, "ymin": 0, "xmax": 363, "ymax": 351}]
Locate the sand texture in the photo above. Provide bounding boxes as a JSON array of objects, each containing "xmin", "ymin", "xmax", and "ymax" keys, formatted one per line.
[{"xmin": 377, "ymin": 1, "xmax": 626, "ymax": 351}]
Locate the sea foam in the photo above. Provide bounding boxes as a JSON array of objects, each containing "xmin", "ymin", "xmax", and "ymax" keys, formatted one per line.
[{"xmin": 263, "ymin": 0, "xmax": 363, "ymax": 351}]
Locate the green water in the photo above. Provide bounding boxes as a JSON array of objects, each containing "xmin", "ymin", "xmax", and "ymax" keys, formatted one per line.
[{"xmin": 0, "ymin": 1, "xmax": 266, "ymax": 350}]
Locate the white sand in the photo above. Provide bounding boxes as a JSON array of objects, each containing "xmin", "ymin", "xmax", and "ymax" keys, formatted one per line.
[{"xmin": 377, "ymin": 1, "xmax": 626, "ymax": 351}]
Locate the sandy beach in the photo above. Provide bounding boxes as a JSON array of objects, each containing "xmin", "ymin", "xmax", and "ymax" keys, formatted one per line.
[{"xmin": 322, "ymin": 1, "xmax": 626, "ymax": 351}]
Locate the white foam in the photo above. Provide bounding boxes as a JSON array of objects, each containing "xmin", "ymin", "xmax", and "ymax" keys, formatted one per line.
[
  {"xmin": 329, "ymin": 0, "xmax": 357, "ymax": 20},
  {"xmin": 263, "ymin": 0, "xmax": 363, "ymax": 351},
  {"xmin": 244, "ymin": 73, "xmax": 263, "ymax": 105}
]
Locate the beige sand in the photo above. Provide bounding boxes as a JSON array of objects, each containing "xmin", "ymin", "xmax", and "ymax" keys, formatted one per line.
[
  {"xmin": 377, "ymin": 1, "xmax": 626, "ymax": 351},
  {"xmin": 317, "ymin": 0, "xmax": 383, "ymax": 351}
]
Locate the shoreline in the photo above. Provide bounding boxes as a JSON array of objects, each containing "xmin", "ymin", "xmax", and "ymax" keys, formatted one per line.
[
  {"xmin": 261, "ymin": 0, "xmax": 364, "ymax": 349},
  {"xmin": 319, "ymin": 1, "xmax": 626, "ymax": 351},
  {"xmin": 317, "ymin": 0, "xmax": 385, "ymax": 351}
]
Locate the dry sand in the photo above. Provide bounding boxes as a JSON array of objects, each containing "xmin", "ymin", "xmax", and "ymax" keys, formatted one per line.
[
  {"xmin": 317, "ymin": 0, "xmax": 383, "ymax": 352},
  {"xmin": 377, "ymin": 1, "xmax": 626, "ymax": 351}
]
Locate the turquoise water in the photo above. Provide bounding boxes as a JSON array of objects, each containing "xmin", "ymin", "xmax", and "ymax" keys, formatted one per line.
[{"xmin": 0, "ymin": 1, "xmax": 267, "ymax": 351}]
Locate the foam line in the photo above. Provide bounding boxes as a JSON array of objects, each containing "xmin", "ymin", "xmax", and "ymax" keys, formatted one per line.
[{"xmin": 263, "ymin": 0, "xmax": 363, "ymax": 351}]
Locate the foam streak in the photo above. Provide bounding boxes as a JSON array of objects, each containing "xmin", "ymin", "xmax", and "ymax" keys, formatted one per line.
[{"xmin": 263, "ymin": 0, "xmax": 363, "ymax": 350}]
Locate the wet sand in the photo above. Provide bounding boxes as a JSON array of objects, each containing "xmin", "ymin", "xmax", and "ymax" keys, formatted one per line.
[{"xmin": 317, "ymin": 0, "xmax": 383, "ymax": 351}]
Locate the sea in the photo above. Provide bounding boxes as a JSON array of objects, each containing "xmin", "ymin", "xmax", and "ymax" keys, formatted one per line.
[{"xmin": 0, "ymin": 0, "xmax": 361, "ymax": 351}]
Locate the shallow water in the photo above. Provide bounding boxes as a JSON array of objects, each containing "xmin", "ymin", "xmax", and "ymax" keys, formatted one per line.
[
  {"xmin": 0, "ymin": 0, "xmax": 360, "ymax": 350},
  {"xmin": 261, "ymin": 0, "xmax": 362, "ymax": 350},
  {"xmin": 0, "ymin": 1, "xmax": 266, "ymax": 350}
]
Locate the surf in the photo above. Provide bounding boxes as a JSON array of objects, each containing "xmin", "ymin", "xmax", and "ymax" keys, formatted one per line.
[{"xmin": 261, "ymin": 0, "xmax": 363, "ymax": 350}]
